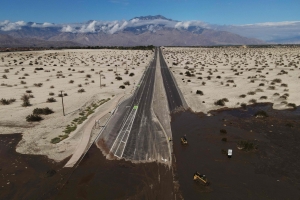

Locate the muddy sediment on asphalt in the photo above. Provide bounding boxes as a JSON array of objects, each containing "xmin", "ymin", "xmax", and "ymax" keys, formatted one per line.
[
  {"xmin": 0, "ymin": 133, "xmax": 71, "ymax": 200},
  {"xmin": 56, "ymin": 144, "xmax": 175, "ymax": 200},
  {"xmin": 171, "ymin": 103, "xmax": 300, "ymax": 200},
  {"xmin": 0, "ymin": 133, "xmax": 175, "ymax": 200}
]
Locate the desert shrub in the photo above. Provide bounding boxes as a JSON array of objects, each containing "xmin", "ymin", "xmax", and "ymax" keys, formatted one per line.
[
  {"xmin": 280, "ymin": 95, "xmax": 287, "ymax": 100},
  {"xmin": 247, "ymin": 91, "xmax": 256, "ymax": 95},
  {"xmin": 259, "ymin": 83, "xmax": 265, "ymax": 86},
  {"xmin": 26, "ymin": 90, "xmax": 32, "ymax": 93},
  {"xmin": 0, "ymin": 98, "xmax": 16, "ymax": 105},
  {"xmin": 273, "ymin": 78, "xmax": 282, "ymax": 83},
  {"xmin": 256, "ymin": 88, "xmax": 264, "ymax": 92},
  {"xmin": 281, "ymin": 83, "xmax": 288, "ymax": 87},
  {"xmin": 20, "ymin": 80, "xmax": 26, "ymax": 84},
  {"xmin": 273, "ymin": 93, "xmax": 280, "ymax": 96},
  {"xmin": 249, "ymin": 99, "xmax": 257, "ymax": 104},
  {"xmin": 69, "ymin": 80, "xmax": 74, "ymax": 84},
  {"xmin": 239, "ymin": 94, "xmax": 246, "ymax": 98},
  {"xmin": 220, "ymin": 129, "xmax": 227, "ymax": 134},
  {"xmin": 4, "ymin": 69, "xmax": 9, "ymax": 73},
  {"xmin": 196, "ymin": 90, "xmax": 204, "ymax": 95},
  {"xmin": 50, "ymin": 85, "xmax": 54, "ymax": 89},
  {"xmin": 216, "ymin": 75, "xmax": 221, "ymax": 79},
  {"xmin": 221, "ymin": 138, "xmax": 227, "ymax": 142},
  {"xmin": 86, "ymin": 74, "xmax": 91, "ymax": 78},
  {"xmin": 124, "ymin": 81, "xmax": 130, "ymax": 85},
  {"xmin": 268, "ymin": 86, "xmax": 276, "ymax": 90},
  {"xmin": 214, "ymin": 98, "xmax": 228, "ymax": 106},
  {"xmin": 129, "ymin": 73, "xmax": 135, "ymax": 76},
  {"xmin": 260, "ymin": 96, "xmax": 268, "ymax": 100},
  {"xmin": 33, "ymin": 107, "xmax": 54, "ymax": 115},
  {"xmin": 78, "ymin": 84, "xmax": 82, "ymax": 87},
  {"xmin": 26, "ymin": 114, "xmax": 43, "ymax": 122},
  {"xmin": 241, "ymin": 103, "xmax": 247, "ymax": 110},
  {"xmin": 287, "ymin": 103, "xmax": 297, "ymax": 109},
  {"xmin": 64, "ymin": 93, "xmax": 68, "ymax": 96},
  {"xmin": 237, "ymin": 140, "xmax": 257, "ymax": 151},
  {"xmin": 116, "ymin": 76, "xmax": 123, "ymax": 80},
  {"xmin": 2, "ymin": 75, "xmax": 7, "ymax": 79},
  {"xmin": 119, "ymin": 85, "xmax": 125, "ymax": 89},
  {"xmin": 47, "ymin": 97, "xmax": 57, "ymax": 102},
  {"xmin": 24, "ymin": 73, "xmax": 29, "ymax": 76},
  {"xmin": 51, "ymin": 137, "xmax": 61, "ymax": 144},
  {"xmin": 124, "ymin": 70, "xmax": 129, "ymax": 74},
  {"xmin": 33, "ymin": 83, "xmax": 43, "ymax": 87},
  {"xmin": 49, "ymin": 92, "xmax": 54, "ymax": 96},
  {"xmin": 78, "ymin": 88, "xmax": 85, "ymax": 93},
  {"xmin": 254, "ymin": 110, "xmax": 268, "ymax": 117}
]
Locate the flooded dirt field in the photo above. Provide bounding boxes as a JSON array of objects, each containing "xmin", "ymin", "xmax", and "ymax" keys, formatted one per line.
[
  {"xmin": 0, "ymin": 133, "xmax": 70, "ymax": 200},
  {"xmin": 171, "ymin": 103, "xmax": 300, "ymax": 200},
  {"xmin": 1, "ymin": 103, "xmax": 300, "ymax": 200}
]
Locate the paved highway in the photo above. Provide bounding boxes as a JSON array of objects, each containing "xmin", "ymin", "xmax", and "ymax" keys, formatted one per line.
[{"xmin": 96, "ymin": 47, "xmax": 185, "ymax": 162}]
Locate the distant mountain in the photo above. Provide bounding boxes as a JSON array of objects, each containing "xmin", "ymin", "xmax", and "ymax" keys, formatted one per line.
[
  {"xmin": 0, "ymin": 34, "xmax": 80, "ymax": 47},
  {"xmin": 130, "ymin": 15, "xmax": 174, "ymax": 21},
  {"xmin": 0, "ymin": 15, "xmax": 265, "ymax": 47}
]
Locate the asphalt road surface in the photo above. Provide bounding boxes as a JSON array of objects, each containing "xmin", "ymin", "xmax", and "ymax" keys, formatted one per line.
[{"xmin": 158, "ymin": 48, "xmax": 184, "ymax": 111}]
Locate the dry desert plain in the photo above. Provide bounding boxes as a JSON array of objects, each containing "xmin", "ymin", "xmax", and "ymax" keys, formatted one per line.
[
  {"xmin": 0, "ymin": 49, "xmax": 153, "ymax": 161},
  {"xmin": 163, "ymin": 46, "xmax": 300, "ymax": 113},
  {"xmin": 1, "ymin": 46, "xmax": 300, "ymax": 163}
]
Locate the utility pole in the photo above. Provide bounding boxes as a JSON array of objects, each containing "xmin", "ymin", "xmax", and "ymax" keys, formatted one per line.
[
  {"xmin": 99, "ymin": 71, "xmax": 102, "ymax": 88},
  {"xmin": 59, "ymin": 90, "xmax": 65, "ymax": 116}
]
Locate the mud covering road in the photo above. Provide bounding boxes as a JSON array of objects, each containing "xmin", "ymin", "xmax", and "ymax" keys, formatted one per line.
[
  {"xmin": 55, "ymin": 144, "xmax": 175, "ymax": 200},
  {"xmin": 171, "ymin": 103, "xmax": 300, "ymax": 200},
  {"xmin": 0, "ymin": 133, "xmax": 175, "ymax": 199}
]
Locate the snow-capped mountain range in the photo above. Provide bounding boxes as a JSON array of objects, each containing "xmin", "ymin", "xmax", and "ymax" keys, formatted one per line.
[{"xmin": 0, "ymin": 15, "xmax": 299, "ymax": 47}]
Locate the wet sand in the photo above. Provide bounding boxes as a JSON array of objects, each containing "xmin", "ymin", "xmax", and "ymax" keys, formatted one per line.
[{"xmin": 171, "ymin": 103, "xmax": 300, "ymax": 199}]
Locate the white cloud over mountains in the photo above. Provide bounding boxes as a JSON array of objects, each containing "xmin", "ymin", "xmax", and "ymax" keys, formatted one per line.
[{"xmin": 1, "ymin": 18, "xmax": 300, "ymax": 42}]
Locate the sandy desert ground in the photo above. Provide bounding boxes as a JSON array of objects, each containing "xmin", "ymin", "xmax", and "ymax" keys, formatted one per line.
[
  {"xmin": 162, "ymin": 46, "xmax": 300, "ymax": 113},
  {"xmin": 0, "ymin": 49, "xmax": 153, "ymax": 161}
]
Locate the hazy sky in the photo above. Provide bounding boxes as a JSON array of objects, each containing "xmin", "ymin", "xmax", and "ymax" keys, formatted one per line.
[{"xmin": 1, "ymin": 0, "xmax": 299, "ymax": 24}]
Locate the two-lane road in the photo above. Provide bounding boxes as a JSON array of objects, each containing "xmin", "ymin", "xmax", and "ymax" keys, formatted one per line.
[{"xmin": 96, "ymin": 47, "xmax": 185, "ymax": 163}]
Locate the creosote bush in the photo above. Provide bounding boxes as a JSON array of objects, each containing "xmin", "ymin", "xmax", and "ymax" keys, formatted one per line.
[
  {"xmin": 26, "ymin": 114, "xmax": 43, "ymax": 122},
  {"xmin": 124, "ymin": 81, "xmax": 130, "ymax": 85},
  {"xmin": 21, "ymin": 94, "xmax": 31, "ymax": 107},
  {"xmin": 119, "ymin": 85, "xmax": 125, "ymax": 89},
  {"xmin": 196, "ymin": 90, "xmax": 204, "ymax": 95},
  {"xmin": 78, "ymin": 88, "xmax": 85, "ymax": 93},
  {"xmin": 287, "ymin": 103, "xmax": 297, "ymax": 109},
  {"xmin": 47, "ymin": 97, "xmax": 57, "ymax": 102},
  {"xmin": 254, "ymin": 110, "xmax": 268, "ymax": 118},
  {"xmin": 33, "ymin": 107, "xmax": 54, "ymax": 115},
  {"xmin": 237, "ymin": 140, "xmax": 257, "ymax": 151},
  {"xmin": 214, "ymin": 98, "xmax": 228, "ymax": 106},
  {"xmin": 0, "ymin": 98, "xmax": 16, "ymax": 105}
]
